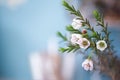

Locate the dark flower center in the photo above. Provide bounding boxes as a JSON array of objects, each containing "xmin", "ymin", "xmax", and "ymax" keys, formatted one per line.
[
  {"xmin": 82, "ymin": 41, "xmax": 88, "ymax": 46},
  {"xmin": 99, "ymin": 42, "xmax": 105, "ymax": 47}
]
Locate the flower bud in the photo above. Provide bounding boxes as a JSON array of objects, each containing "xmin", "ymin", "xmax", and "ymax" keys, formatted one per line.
[{"xmin": 82, "ymin": 29, "xmax": 87, "ymax": 34}]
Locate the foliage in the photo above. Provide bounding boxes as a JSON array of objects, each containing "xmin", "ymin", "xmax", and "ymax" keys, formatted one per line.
[
  {"xmin": 57, "ymin": 0, "xmax": 120, "ymax": 80},
  {"xmin": 57, "ymin": 0, "xmax": 114, "ymax": 54}
]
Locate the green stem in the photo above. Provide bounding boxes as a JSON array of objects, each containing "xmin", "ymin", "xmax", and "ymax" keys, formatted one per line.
[{"xmin": 88, "ymin": 50, "xmax": 94, "ymax": 59}]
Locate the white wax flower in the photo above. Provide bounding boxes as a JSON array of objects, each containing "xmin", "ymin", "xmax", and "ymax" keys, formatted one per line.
[
  {"xmin": 78, "ymin": 38, "xmax": 90, "ymax": 49},
  {"xmin": 71, "ymin": 34, "xmax": 82, "ymax": 44},
  {"xmin": 96, "ymin": 40, "xmax": 107, "ymax": 51},
  {"xmin": 82, "ymin": 59, "xmax": 93, "ymax": 71},
  {"xmin": 71, "ymin": 18, "xmax": 82, "ymax": 30}
]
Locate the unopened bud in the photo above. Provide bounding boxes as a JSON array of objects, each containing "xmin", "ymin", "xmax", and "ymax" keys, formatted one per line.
[{"xmin": 82, "ymin": 29, "xmax": 87, "ymax": 34}]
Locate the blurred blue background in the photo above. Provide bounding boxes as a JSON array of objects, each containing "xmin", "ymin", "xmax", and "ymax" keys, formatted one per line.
[
  {"xmin": 0, "ymin": 0, "xmax": 120, "ymax": 80},
  {"xmin": 0, "ymin": 0, "xmax": 71, "ymax": 79}
]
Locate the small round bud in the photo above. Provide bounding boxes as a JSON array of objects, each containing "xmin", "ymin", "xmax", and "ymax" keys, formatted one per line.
[{"xmin": 82, "ymin": 29, "xmax": 87, "ymax": 34}]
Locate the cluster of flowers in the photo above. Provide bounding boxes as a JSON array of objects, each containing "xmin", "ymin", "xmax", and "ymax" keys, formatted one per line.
[{"xmin": 71, "ymin": 18, "xmax": 107, "ymax": 71}]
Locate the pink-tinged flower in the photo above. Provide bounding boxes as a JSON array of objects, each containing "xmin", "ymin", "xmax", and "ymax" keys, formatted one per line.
[
  {"xmin": 82, "ymin": 59, "xmax": 93, "ymax": 71},
  {"xmin": 78, "ymin": 38, "xmax": 90, "ymax": 49},
  {"xmin": 96, "ymin": 40, "xmax": 107, "ymax": 51},
  {"xmin": 71, "ymin": 34, "xmax": 82, "ymax": 44},
  {"xmin": 71, "ymin": 18, "xmax": 82, "ymax": 30}
]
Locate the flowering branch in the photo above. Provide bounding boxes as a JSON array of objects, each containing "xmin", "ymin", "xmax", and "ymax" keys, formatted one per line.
[
  {"xmin": 57, "ymin": 1, "xmax": 120, "ymax": 79},
  {"xmin": 93, "ymin": 10, "xmax": 115, "ymax": 54},
  {"xmin": 57, "ymin": 0, "xmax": 118, "ymax": 75},
  {"xmin": 58, "ymin": 0, "xmax": 113, "ymax": 53}
]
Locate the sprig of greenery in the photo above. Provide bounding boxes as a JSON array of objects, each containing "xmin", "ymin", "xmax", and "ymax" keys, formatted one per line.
[
  {"xmin": 62, "ymin": 0, "xmax": 83, "ymax": 20},
  {"xmin": 62, "ymin": 0, "xmax": 101, "ymax": 40},
  {"xmin": 58, "ymin": 0, "xmax": 100, "ymax": 53},
  {"xmin": 57, "ymin": 32, "xmax": 67, "ymax": 41},
  {"xmin": 57, "ymin": 0, "xmax": 115, "ymax": 55},
  {"xmin": 57, "ymin": 1, "xmax": 119, "ymax": 78},
  {"xmin": 93, "ymin": 10, "xmax": 115, "ymax": 53},
  {"xmin": 66, "ymin": 25, "xmax": 82, "ymax": 34},
  {"xmin": 59, "ymin": 44, "xmax": 80, "ymax": 53}
]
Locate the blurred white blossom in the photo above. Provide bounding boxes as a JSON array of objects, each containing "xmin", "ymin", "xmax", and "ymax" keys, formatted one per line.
[
  {"xmin": 96, "ymin": 40, "xmax": 107, "ymax": 51},
  {"xmin": 71, "ymin": 18, "xmax": 82, "ymax": 30},
  {"xmin": 78, "ymin": 38, "xmax": 90, "ymax": 49},
  {"xmin": 71, "ymin": 34, "xmax": 82, "ymax": 44},
  {"xmin": 82, "ymin": 59, "xmax": 93, "ymax": 71}
]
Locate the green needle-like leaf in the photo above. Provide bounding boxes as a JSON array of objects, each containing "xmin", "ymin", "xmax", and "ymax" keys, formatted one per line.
[
  {"xmin": 93, "ymin": 10, "xmax": 101, "ymax": 21},
  {"xmin": 57, "ymin": 32, "xmax": 67, "ymax": 41},
  {"xmin": 66, "ymin": 25, "xmax": 81, "ymax": 34}
]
